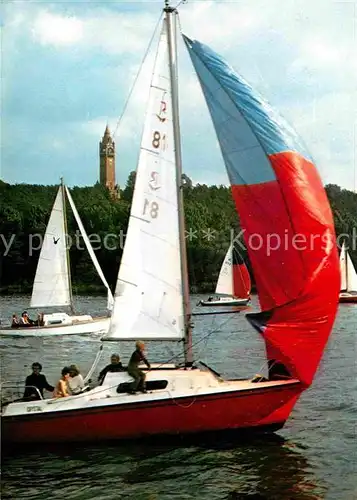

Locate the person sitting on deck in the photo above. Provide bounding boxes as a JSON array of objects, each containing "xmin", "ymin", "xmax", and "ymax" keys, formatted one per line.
[
  {"xmin": 53, "ymin": 367, "xmax": 71, "ymax": 398},
  {"xmin": 67, "ymin": 364, "xmax": 85, "ymax": 395},
  {"xmin": 11, "ymin": 314, "xmax": 20, "ymax": 328},
  {"xmin": 127, "ymin": 341, "xmax": 151, "ymax": 394},
  {"xmin": 98, "ymin": 354, "xmax": 125, "ymax": 384},
  {"xmin": 23, "ymin": 362, "xmax": 54, "ymax": 400},
  {"xmin": 20, "ymin": 311, "xmax": 35, "ymax": 327}
]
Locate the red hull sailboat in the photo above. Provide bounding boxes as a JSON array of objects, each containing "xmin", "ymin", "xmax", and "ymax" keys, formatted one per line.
[
  {"xmin": 1, "ymin": 1, "xmax": 340, "ymax": 444},
  {"xmin": 198, "ymin": 240, "xmax": 251, "ymax": 307}
]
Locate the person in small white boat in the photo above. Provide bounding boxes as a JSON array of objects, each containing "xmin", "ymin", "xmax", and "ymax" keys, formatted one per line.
[
  {"xmin": 127, "ymin": 341, "xmax": 151, "ymax": 394},
  {"xmin": 98, "ymin": 354, "xmax": 125, "ymax": 384},
  {"xmin": 11, "ymin": 314, "xmax": 20, "ymax": 328},
  {"xmin": 53, "ymin": 367, "xmax": 71, "ymax": 398},
  {"xmin": 23, "ymin": 362, "xmax": 54, "ymax": 400},
  {"xmin": 36, "ymin": 312, "xmax": 45, "ymax": 327},
  {"xmin": 20, "ymin": 311, "xmax": 35, "ymax": 327},
  {"xmin": 67, "ymin": 364, "xmax": 85, "ymax": 395}
]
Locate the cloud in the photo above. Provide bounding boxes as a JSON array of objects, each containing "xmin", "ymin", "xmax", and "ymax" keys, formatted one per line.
[
  {"xmin": 32, "ymin": 12, "xmax": 84, "ymax": 46},
  {"xmin": 1, "ymin": 0, "xmax": 355, "ymax": 191}
]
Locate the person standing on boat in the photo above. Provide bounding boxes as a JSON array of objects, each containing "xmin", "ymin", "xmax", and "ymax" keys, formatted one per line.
[
  {"xmin": 127, "ymin": 341, "xmax": 151, "ymax": 394},
  {"xmin": 67, "ymin": 364, "xmax": 85, "ymax": 395},
  {"xmin": 23, "ymin": 362, "xmax": 54, "ymax": 400},
  {"xmin": 98, "ymin": 354, "xmax": 125, "ymax": 384}
]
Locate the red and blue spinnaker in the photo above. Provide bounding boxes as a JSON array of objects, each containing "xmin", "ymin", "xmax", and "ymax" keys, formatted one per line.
[{"xmin": 183, "ymin": 35, "xmax": 340, "ymax": 387}]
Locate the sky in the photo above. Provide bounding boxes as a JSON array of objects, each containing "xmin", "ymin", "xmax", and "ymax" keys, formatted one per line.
[{"xmin": 1, "ymin": 0, "xmax": 356, "ymax": 191}]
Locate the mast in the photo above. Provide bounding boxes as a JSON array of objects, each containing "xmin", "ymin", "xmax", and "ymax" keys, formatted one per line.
[
  {"xmin": 61, "ymin": 178, "xmax": 74, "ymax": 314},
  {"xmin": 164, "ymin": 1, "xmax": 193, "ymax": 366},
  {"xmin": 345, "ymin": 243, "xmax": 349, "ymax": 292},
  {"xmin": 231, "ymin": 243, "xmax": 235, "ymax": 297}
]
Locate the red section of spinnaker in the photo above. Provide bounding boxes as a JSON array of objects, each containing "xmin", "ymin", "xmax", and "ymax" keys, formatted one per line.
[{"xmin": 232, "ymin": 152, "xmax": 340, "ymax": 385}]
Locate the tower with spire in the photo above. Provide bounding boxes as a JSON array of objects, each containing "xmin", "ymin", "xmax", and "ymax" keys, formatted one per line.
[{"xmin": 99, "ymin": 125, "xmax": 118, "ymax": 197}]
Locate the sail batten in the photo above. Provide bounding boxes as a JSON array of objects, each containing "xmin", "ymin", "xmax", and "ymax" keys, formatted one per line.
[
  {"xmin": 104, "ymin": 21, "xmax": 185, "ymax": 341},
  {"xmin": 30, "ymin": 187, "xmax": 71, "ymax": 308},
  {"xmin": 184, "ymin": 34, "xmax": 340, "ymax": 386}
]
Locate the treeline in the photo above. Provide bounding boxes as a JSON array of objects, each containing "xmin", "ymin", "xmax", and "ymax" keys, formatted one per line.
[{"xmin": 0, "ymin": 177, "xmax": 356, "ymax": 294}]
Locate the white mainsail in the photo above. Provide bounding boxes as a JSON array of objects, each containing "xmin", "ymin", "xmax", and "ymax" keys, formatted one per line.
[
  {"xmin": 215, "ymin": 243, "xmax": 233, "ymax": 296},
  {"xmin": 340, "ymin": 242, "xmax": 357, "ymax": 292},
  {"xmin": 105, "ymin": 21, "xmax": 185, "ymax": 340},
  {"xmin": 30, "ymin": 187, "xmax": 71, "ymax": 308},
  {"xmin": 65, "ymin": 186, "xmax": 114, "ymax": 310}
]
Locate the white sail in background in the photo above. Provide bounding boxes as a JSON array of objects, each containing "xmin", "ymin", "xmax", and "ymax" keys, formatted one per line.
[
  {"xmin": 340, "ymin": 243, "xmax": 357, "ymax": 292},
  {"xmin": 340, "ymin": 243, "xmax": 347, "ymax": 291},
  {"xmin": 65, "ymin": 186, "xmax": 114, "ymax": 310},
  {"xmin": 346, "ymin": 251, "xmax": 357, "ymax": 292},
  {"xmin": 30, "ymin": 187, "xmax": 71, "ymax": 308},
  {"xmin": 215, "ymin": 243, "xmax": 233, "ymax": 296},
  {"xmin": 105, "ymin": 21, "xmax": 185, "ymax": 340}
]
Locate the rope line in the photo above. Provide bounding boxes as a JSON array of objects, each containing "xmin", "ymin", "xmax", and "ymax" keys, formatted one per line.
[
  {"xmin": 49, "ymin": 314, "xmax": 238, "ymax": 405},
  {"xmin": 112, "ymin": 12, "xmax": 163, "ymax": 139}
]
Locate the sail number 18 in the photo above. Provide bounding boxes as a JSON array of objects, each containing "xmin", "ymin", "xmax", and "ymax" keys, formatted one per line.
[{"xmin": 143, "ymin": 199, "xmax": 159, "ymax": 219}]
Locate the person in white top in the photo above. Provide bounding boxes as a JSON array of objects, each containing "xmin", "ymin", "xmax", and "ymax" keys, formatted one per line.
[{"xmin": 67, "ymin": 364, "xmax": 85, "ymax": 395}]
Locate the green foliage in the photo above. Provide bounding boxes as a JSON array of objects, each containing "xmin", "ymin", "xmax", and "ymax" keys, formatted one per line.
[{"xmin": 0, "ymin": 177, "xmax": 356, "ymax": 294}]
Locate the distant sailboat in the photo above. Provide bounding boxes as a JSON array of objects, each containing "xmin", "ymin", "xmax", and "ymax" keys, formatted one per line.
[
  {"xmin": 2, "ymin": 1, "xmax": 340, "ymax": 443},
  {"xmin": 0, "ymin": 180, "xmax": 113, "ymax": 336},
  {"xmin": 198, "ymin": 241, "xmax": 251, "ymax": 306},
  {"xmin": 339, "ymin": 242, "xmax": 357, "ymax": 303}
]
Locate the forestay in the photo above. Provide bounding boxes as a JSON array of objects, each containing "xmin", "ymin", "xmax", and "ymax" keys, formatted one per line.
[
  {"xmin": 30, "ymin": 187, "xmax": 71, "ymax": 308},
  {"xmin": 105, "ymin": 21, "xmax": 185, "ymax": 341},
  {"xmin": 65, "ymin": 186, "xmax": 114, "ymax": 310}
]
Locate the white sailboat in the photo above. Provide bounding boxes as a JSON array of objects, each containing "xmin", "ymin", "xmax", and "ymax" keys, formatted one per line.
[
  {"xmin": 339, "ymin": 242, "xmax": 357, "ymax": 303},
  {"xmin": 2, "ymin": 2, "xmax": 340, "ymax": 443},
  {"xmin": 198, "ymin": 241, "xmax": 251, "ymax": 307},
  {"xmin": 0, "ymin": 181, "xmax": 113, "ymax": 336}
]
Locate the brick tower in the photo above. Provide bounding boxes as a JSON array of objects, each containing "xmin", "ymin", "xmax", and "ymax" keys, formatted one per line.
[{"xmin": 99, "ymin": 125, "xmax": 117, "ymax": 197}]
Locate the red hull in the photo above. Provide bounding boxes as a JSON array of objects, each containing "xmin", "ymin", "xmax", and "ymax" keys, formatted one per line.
[{"xmin": 2, "ymin": 382, "xmax": 302, "ymax": 443}]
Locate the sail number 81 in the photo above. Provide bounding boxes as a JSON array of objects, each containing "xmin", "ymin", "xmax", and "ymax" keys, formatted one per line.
[{"xmin": 143, "ymin": 199, "xmax": 159, "ymax": 219}]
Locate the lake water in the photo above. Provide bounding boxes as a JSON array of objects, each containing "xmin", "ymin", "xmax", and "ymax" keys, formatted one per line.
[{"xmin": 0, "ymin": 295, "xmax": 356, "ymax": 500}]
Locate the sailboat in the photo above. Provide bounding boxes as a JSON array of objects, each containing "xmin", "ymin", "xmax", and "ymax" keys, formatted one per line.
[
  {"xmin": 339, "ymin": 242, "xmax": 357, "ymax": 303},
  {"xmin": 0, "ymin": 180, "xmax": 113, "ymax": 337},
  {"xmin": 198, "ymin": 241, "xmax": 251, "ymax": 307},
  {"xmin": 2, "ymin": 1, "xmax": 340, "ymax": 443}
]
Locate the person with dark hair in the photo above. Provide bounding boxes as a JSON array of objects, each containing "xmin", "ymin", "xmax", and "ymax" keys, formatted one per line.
[
  {"xmin": 20, "ymin": 311, "xmax": 35, "ymax": 327},
  {"xmin": 98, "ymin": 354, "xmax": 125, "ymax": 384},
  {"xmin": 11, "ymin": 314, "xmax": 20, "ymax": 328},
  {"xmin": 127, "ymin": 341, "xmax": 151, "ymax": 394},
  {"xmin": 23, "ymin": 362, "xmax": 54, "ymax": 400},
  {"xmin": 53, "ymin": 367, "xmax": 71, "ymax": 398}
]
